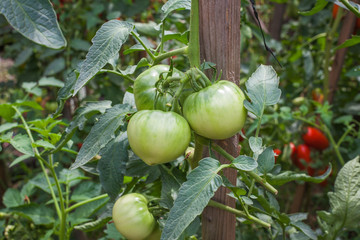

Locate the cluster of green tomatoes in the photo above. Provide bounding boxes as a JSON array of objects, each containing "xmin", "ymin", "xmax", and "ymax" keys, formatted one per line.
[{"xmin": 113, "ymin": 65, "xmax": 247, "ymax": 239}]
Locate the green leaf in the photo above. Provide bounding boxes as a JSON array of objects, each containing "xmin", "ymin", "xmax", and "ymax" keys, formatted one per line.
[
  {"xmin": 0, "ymin": 123, "xmax": 18, "ymax": 133},
  {"xmin": 9, "ymin": 154, "xmax": 32, "ymax": 168},
  {"xmin": 232, "ymin": 155, "xmax": 258, "ymax": 171},
  {"xmin": 10, "ymin": 204, "xmax": 55, "ymax": 225},
  {"xmin": 161, "ymin": 0, "xmax": 191, "ymax": 21},
  {"xmin": 123, "ymin": 43, "xmax": 145, "ymax": 55},
  {"xmin": 0, "ymin": 0, "xmax": 66, "ymax": 49},
  {"xmin": 74, "ymin": 216, "xmax": 112, "ymax": 232},
  {"xmin": 299, "ymin": 0, "xmax": 328, "ymax": 16},
  {"xmin": 3, "ymin": 188, "xmax": 23, "ymax": 208},
  {"xmin": 134, "ymin": 21, "xmax": 160, "ymax": 37},
  {"xmin": 163, "ymin": 31, "xmax": 189, "ymax": 44},
  {"xmin": 249, "ymin": 136, "xmax": 262, "ymax": 153},
  {"xmin": 33, "ymin": 140, "xmax": 55, "ymax": 149},
  {"xmin": 0, "ymin": 104, "xmax": 16, "ymax": 122},
  {"xmin": 10, "ymin": 134, "xmax": 35, "ymax": 156},
  {"xmin": 291, "ymin": 221, "xmax": 317, "ymax": 240},
  {"xmin": 267, "ymin": 164, "xmax": 332, "ymax": 185},
  {"xmin": 54, "ymin": 71, "xmax": 77, "ymax": 117},
  {"xmin": 13, "ymin": 101, "xmax": 43, "ymax": 110},
  {"xmin": 319, "ymin": 157, "xmax": 360, "ymax": 230},
  {"xmin": 159, "ymin": 166, "xmax": 186, "ymax": 209},
  {"xmin": 14, "ymin": 48, "xmax": 33, "ymax": 67},
  {"xmin": 59, "ymin": 169, "xmax": 87, "ymax": 188},
  {"xmin": 72, "ymin": 20, "xmax": 133, "ymax": 95},
  {"xmin": 21, "ymin": 82, "xmax": 42, "ymax": 96},
  {"xmin": 334, "ymin": 35, "xmax": 360, "ymax": 50},
  {"xmin": 53, "ymin": 101, "xmax": 112, "ymax": 153},
  {"xmin": 71, "ymin": 181, "xmax": 101, "ymax": 202},
  {"xmin": 70, "ymin": 104, "xmax": 131, "ymax": 169},
  {"xmin": 257, "ymin": 147, "xmax": 275, "ymax": 175},
  {"xmin": 244, "ymin": 65, "xmax": 281, "ymax": 118},
  {"xmin": 39, "ymin": 77, "xmax": 64, "ymax": 88},
  {"xmin": 97, "ymin": 132, "xmax": 129, "ymax": 200},
  {"xmin": 70, "ymin": 38, "xmax": 91, "ymax": 51},
  {"xmin": 44, "ymin": 57, "xmax": 65, "ymax": 76},
  {"xmin": 161, "ymin": 158, "xmax": 223, "ymax": 240}
]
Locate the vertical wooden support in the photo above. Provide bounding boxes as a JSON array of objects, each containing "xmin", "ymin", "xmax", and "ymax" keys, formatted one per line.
[{"xmin": 199, "ymin": 1, "xmax": 241, "ymax": 239}]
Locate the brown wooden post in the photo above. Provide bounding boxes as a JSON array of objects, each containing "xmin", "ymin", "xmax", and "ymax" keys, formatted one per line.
[{"xmin": 199, "ymin": 1, "xmax": 241, "ymax": 239}]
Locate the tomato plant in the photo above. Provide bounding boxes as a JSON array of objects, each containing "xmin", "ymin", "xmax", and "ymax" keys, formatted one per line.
[
  {"xmin": 127, "ymin": 110, "xmax": 191, "ymax": 165},
  {"xmin": 273, "ymin": 148, "xmax": 282, "ymax": 163},
  {"xmin": 183, "ymin": 81, "xmax": 247, "ymax": 140},
  {"xmin": 112, "ymin": 193, "xmax": 156, "ymax": 240},
  {"xmin": 133, "ymin": 65, "xmax": 184, "ymax": 111},
  {"xmin": 302, "ymin": 127, "xmax": 329, "ymax": 150}
]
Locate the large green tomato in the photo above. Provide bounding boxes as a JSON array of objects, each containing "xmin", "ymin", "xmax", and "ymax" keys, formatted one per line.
[
  {"xmin": 127, "ymin": 110, "xmax": 191, "ymax": 165},
  {"xmin": 112, "ymin": 193, "xmax": 156, "ymax": 240},
  {"xmin": 133, "ymin": 65, "xmax": 184, "ymax": 111},
  {"xmin": 183, "ymin": 81, "xmax": 247, "ymax": 140}
]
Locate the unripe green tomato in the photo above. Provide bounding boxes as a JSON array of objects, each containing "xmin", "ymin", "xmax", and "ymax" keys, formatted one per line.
[
  {"xmin": 133, "ymin": 65, "xmax": 184, "ymax": 111},
  {"xmin": 127, "ymin": 110, "xmax": 191, "ymax": 165},
  {"xmin": 112, "ymin": 193, "xmax": 155, "ymax": 240},
  {"xmin": 183, "ymin": 81, "xmax": 247, "ymax": 140}
]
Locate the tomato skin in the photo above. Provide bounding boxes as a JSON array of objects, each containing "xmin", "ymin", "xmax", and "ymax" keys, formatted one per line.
[
  {"xmin": 273, "ymin": 149, "xmax": 282, "ymax": 163},
  {"xmin": 133, "ymin": 65, "xmax": 184, "ymax": 111},
  {"xmin": 292, "ymin": 144, "xmax": 312, "ymax": 170},
  {"xmin": 302, "ymin": 127, "xmax": 329, "ymax": 150},
  {"xmin": 112, "ymin": 193, "xmax": 156, "ymax": 240},
  {"xmin": 127, "ymin": 110, "xmax": 191, "ymax": 165},
  {"xmin": 183, "ymin": 81, "xmax": 247, "ymax": 140}
]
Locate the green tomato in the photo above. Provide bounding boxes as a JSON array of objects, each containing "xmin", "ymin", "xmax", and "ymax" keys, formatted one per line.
[
  {"xmin": 183, "ymin": 80, "xmax": 247, "ymax": 140},
  {"xmin": 127, "ymin": 110, "xmax": 191, "ymax": 165},
  {"xmin": 133, "ymin": 65, "xmax": 183, "ymax": 111},
  {"xmin": 112, "ymin": 193, "xmax": 155, "ymax": 240}
]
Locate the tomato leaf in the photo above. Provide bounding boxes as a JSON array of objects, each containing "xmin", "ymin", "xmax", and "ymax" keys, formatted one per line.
[
  {"xmin": 232, "ymin": 155, "xmax": 258, "ymax": 171},
  {"xmin": 54, "ymin": 71, "xmax": 77, "ymax": 117},
  {"xmin": 72, "ymin": 20, "xmax": 134, "ymax": 96},
  {"xmin": 267, "ymin": 164, "xmax": 332, "ymax": 185},
  {"xmin": 257, "ymin": 147, "xmax": 275, "ymax": 175},
  {"xmin": 159, "ymin": 166, "xmax": 186, "ymax": 209},
  {"xmin": 317, "ymin": 157, "xmax": 360, "ymax": 235},
  {"xmin": 70, "ymin": 104, "xmax": 131, "ymax": 170},
  {"xmin": 244, "ymin": 65, "xmax": 281, "ymax": 118},
  {"xmin": 334, "ymin": 35, "xmax": 360, "ymax": 50},
  {"xmin": 10, "ymin": 134, "xmax": 35, "ymax": 157},
  {"xmin": 161, "ymin": 0, "xmax": 191, "ymax": 21},
  {"xmin": 52, "ymin": 101, "xmax": 112, "ymax": 153},
  {"xmin": 161, "ymin": 158, "xmax": 223, "ymax": 240},
  {"xmin": 298, "ymin": 0, "xmax": 328, "ymax": 16},
  {"xmin": 9, "ymin": 204, "xmax": 55, "ymax": 225},
  {"xmin": 0, "ymin": 123, "xmax": 18, "ymax": 133},
  {"xmin": 0, "ymin": 104, "xmax": 16, "ymax": 122},
  {"xmin": 3, "ymin": 188, "xmax": 23, "ymax": 208},
  {"xmin": 0, "ymin": 0, "xmax": 66, "ymax": 49},
  {"xmin": 98, "ymin": 132, "xmax": 129, "ymax": 200}
]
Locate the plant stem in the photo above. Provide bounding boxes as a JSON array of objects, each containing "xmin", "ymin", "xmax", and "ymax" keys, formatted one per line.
[
  {"xmin": 13, "ymin": 106, "xmax": 66, "ymax": 239},
  {"xmin": 152, "ymin": 46, "xmax": 188, "ymax": 65},
  {"xmin": 211, "ymin": 143, "xmax": 278, "ymax": 195},
  {"xmin": 188, "ymin": 0, "xmax": 200, "ymax": 67},
  {"xmin": 170, "ymin": 75, "xmax": 190, "ymax": 112},
  {"xmin": 99, "ymin": 69, "xmax": 134, "ymax": 82},
  {"xmin": 339, "ymin": 0, "xmax": 360, "ymax": 18},
  {"xmin": 323, "ymin": 124, "xmax": 345, "ymax": 166},
  {"xmin": 208, "ymin": 200, "xmax": 271, "ymax": 228},
  {"xmin": 65, "ymin": 194, "xmax": 109, "ymax": 213},
  {"xmin": 190, "ymin": 134, "xmax": 204, "ymax": 169},
  {"xmin": 323, "ymin": 6, "xmax": 343, "ymax": 99},
  {"xmin": 131, "ymin": 31, "xmax": 156, "ymax": 60}
]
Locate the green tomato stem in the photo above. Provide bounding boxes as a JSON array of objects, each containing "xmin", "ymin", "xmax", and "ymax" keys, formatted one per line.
[
  {"xmin": 339, "ymin": 0, "xmax": 360, "ymax": 18},
  {"xmin": 188, "ymin": 0, "xmax": 200, "ymax": 67},
  {"xmin": 208, "ymin": 200, "xmax": 271, "ymax": 228},
  {"xmin": 131, "ymin": 31, "xmax": 156, "ymax": 60},
  {"xmin": 190, "ymin": 134, "xmax": 205, "ymax": 169},
  {"xmin": 322, "ymin": 124, "xmax": 345, "ymax": 166},
  {"xmin": 99, "ymin": 69, "xmax": 134, "ymax": 82},
  {"xmin": 211, "ymin": 143, "xmax": 278, "ymax": 195},
  {"xmin": 65, "ymin": 194, "xmax": 109, "ymax": 214},
  {"xmin": 170, "ymin": 75, "xmax": 190, "ymax": 112},
  {"xmin": 152, "ymin": 46, "xmax": 188, "ymax": 65},
  {"xmin": 12, "ymin": 106, "xmax": 67, "ymax": 240}
]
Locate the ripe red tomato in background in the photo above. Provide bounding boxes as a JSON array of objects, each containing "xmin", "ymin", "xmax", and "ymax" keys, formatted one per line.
[
  {"xmin": 302, "ymin": 127, "xmax": 329, "ymax": 151},
  {"xmin": 273, "ymin": 149, "xmax": 282, "ymax": 163},
  {"xmin": 292, "ymin": 144, "xmax": 312, "ymax": 170}
]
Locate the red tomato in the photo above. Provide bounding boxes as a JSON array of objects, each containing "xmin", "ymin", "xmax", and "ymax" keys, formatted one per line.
[
  {"xmin": 273, "ymin": 149, "xmax": 282, "ymax": 163},
  {"xmin": 307, "ymin": 166, "xmax": 315, "ymax": 176},
  {"xmin": 302, "ymin": 127, "xmax": 329, "ymax": 150},
  {"xmin": 332, "ymin": 5, "xmax": 339, "ymax": 19},
  {"xmin": 312, "ymin": 88, "xmax": 324, "ymax": 104},
  {"xmin": 77, "ymin": 143, "xmax": 83, "ymax": 150},
  {"xmin": 292, "ymin": 144, "xmax": 312, "ymax": 170},
  {"xmin": 289, "ymin": 142, "xmax": 297, "ymax": 160},
  {"xmin": 238, "ymin": 129, "xmax": 245, "ymax": 142}
]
